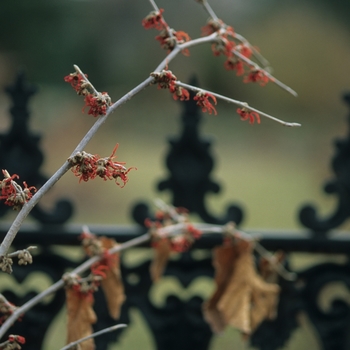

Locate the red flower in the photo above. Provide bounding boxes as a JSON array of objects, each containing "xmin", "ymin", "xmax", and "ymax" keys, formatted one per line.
[
  {"xmin": 194, "ymin": 92, "xmax": 217, "ymax": 115},
  {"xmin": 64, "ymin": 72, "xmax": 89, "ymax": 95},
  {"xmin": 244, "ymin": 69, "xmax": 269, "ymax": 86},
  {"xmin": 91, "ymin": 263, "xmax": 108, "ymax": 279},
  {"xmin": 201, "ymin": 18, "xmax": 234, "ymax": 37},
  {"xmin": 237, "ymin": 108, "xmax": 261, "ymax": 124},
  {"xmin": 69, "ymin": 151, "xmax": 97, "ymax": 182},
  {"xmin": 151, "ymin": 70, "xmax": 177, "ymax": 90},
  {"xmin": 68, "ymin": 145, "xmax": 135, "ymax": 186},
  {"xmin": 170, "ymin": 85, "xmax": 190, "ymax": 101},
  {"xmin": 237, "ymin": 44, "xmax": 253, "ymax": 58},
  {"xmin": 8, "ymin": 335, "xmax": 26, "ymax": 344},
  {"xmin": 170, "ymin": 236, "xmax": 191, "ymax": 253},
  {"xmin": 83, "ymin": 92, "xmax": 111, "ymax": 117},
  {"xmin": 0, "ymin": 298, "xmax": 17, "ymax": 325},
  {"xmin": 0, "ymin": 170, "xmax": 37, "ymax": 210},
  {"xmin": 224, "ymin": 58, "xmax": 245, "ymax": 75},
  {"xmin": 186, "ymin": 224, "xmax": 202, "ymax": 240},
  {"xmin": 155, "ymin": 29, "xmax": 191, "ymax": 55},
  {"xmin": 211, "ymin": 36, "xmax": 235, "ymax": 57},
  {"xmin": 201, "ymin": 19, "xmax": 221, "ymax": 36},
  {"xmin": 142, "ymin": 9, "xmax": 165, "ymax": 30}
]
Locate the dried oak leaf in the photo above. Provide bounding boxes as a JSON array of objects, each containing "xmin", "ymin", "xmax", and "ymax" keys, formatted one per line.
[
  {"xmin": 99, "ymin": 237, "xmax": 126, "ymax": 320},
  {"xmin": 65, "ymin": 288, "xmax": 97, "ymax": 350},
  {"xmin": 150, "ymin": 238, "xmax": 172, "ymax": 282},
  {"xmin": 202, "ymin": 243, "xmax": 239, "ymax": 333},
  {"xmin": 217, "ymin": 241, "xmax": 280, "ymax": 336}
]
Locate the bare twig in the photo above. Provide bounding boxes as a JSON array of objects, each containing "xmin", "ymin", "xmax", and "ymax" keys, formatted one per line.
[
  {"xmin": 232, "ymin": 50, "xmax": 298, "ymax": 97},
  {"xmin": 175, "ymin": 81, "xmax": 301, "ymax": 127},
  {"xmin": 60, "ymin": 324, "xmax": 127, "ymax": 350},
  {"xmin": 0, "ymin": 233, "xmax": 150, "ymax": 338}
]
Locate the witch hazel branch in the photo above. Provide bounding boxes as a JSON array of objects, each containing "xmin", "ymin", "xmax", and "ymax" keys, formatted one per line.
[
  {"xmin": 144, "ymin": 0, "xmax": 300, "ymax": 125},
  {"xmin": 0, "ymin": 0, "xmax": 299, "ymax": 261},
  {"xmin": 0, "ymin": 0, "xmax": 301, "ymax": 347}
]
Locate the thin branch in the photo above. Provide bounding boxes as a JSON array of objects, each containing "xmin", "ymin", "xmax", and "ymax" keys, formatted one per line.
[
  {"xmin": 7, "ymin": 246, "xmax": 36, "ymax": 258},
  {"xmin": 193, "ymin": 223, "xmax": 297, "ymax": 281},
  {"xmin": 199, "ymin": 0, "xmax": 219, "ymax": 22},
  {"xmin": 253, "ymin": 241, "xmax": 297, "ymax": 281},
  {"xmin": 175, "ymin": 81, "xmax": 301, "ymax": 127},
  {"xmin": 0, "ymin": 233, "xmax": 150, "ymax": 338},
  {"xmin": 0, "ymin": 71, "xmax": 155, "ymax": 257},
  {"xmin": 148, "ymin": 0, "xmax": 159, "ymax": 12},
  {"xmin": 73, "ymin": 64, "xmax": 99, "ymax": 96},
  {"xmin": 0, "ymin": 216, "xmax": 297, "ymax": 338},
  {"xmin": 196, "ymin": 0, "xmax": 295, "ymax": 96},
  {"xmin": 60, "ymin": 324, "xmax": 127, "ymax": 350},
  {"xmin": 153, "ymin": 32, "xmax": 219, "ymax": 73},
  {"xmin": 233, "ymin": 32, "xmax": 271, "ymax": 69},
  {"xmin": 232, "ymin": 50, "xmax": 298, "ymax": 97}
]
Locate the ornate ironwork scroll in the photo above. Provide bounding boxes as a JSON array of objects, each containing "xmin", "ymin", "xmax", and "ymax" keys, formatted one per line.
[
  {"xmin": 1, "ymin": 249, "xmax": 77, "ymax": 350},
  {"xmin": 299, "ymin": 93, "xmax": 350, "ymax": 236},
  {"xmin": 94, "ymin": 250, "xmax": 214, "ymax": 350},
  {"xmin": 133, "ymin": 77, "xmax": 244, "ymax": 226}
]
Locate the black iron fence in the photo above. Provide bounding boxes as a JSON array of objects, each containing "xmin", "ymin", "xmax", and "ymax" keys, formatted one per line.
[{"xmin": 1, "ymin": 73, "xmax": 350, "ymax": 350}]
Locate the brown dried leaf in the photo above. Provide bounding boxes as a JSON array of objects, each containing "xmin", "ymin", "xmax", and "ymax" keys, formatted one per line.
[
  {"xmin": 217, "ymin": 241, "xmax": 280, "ymax": 336},
  {"xmin": 65, "ymin": 288, "xmax": 97, "ymax": 350},
  {"xmin": 202, "ymin": 244, "xmax": 239, "ymax": 333},
  {"xmin": 150, "ymin": 238, "xmax": 172, "ymax": 282},
  {"xmin": 99, "ymin": 237, "xmax": 125, "ymax": 320}
]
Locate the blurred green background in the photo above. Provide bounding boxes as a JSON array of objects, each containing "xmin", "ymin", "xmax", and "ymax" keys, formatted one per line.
[{"xmin": 1, "ymin": 0, "xmax": 350, "ymax": 349}]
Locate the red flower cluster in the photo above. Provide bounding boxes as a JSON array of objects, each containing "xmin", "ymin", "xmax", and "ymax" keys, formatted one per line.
[
  {"xmin": 171, "ymin": 85, "xmax": 190, "ymax": 101},
  {"xmin": 211, "ymin": 36, "xmax": 235, "ymax": 57},
  {"xmin": 63, "ymin": 233, "xmax": 113, "ymax": 300},
  {"xmin": 237, "ymin": 44, "xmax": 253, "ymax": 59},
  {"xmin": 68, "ymin": 144, "xmax": 135, "ymax": 187},
  {"xmin": 150, "ymin": 70, "xmax": 190, "ymax": 101},
  {"xmin": 0, "ymin": 170, "xmax": 37, "ymax": 210},
  {"xmin": 201, "ymin": 18, "xmax": 270, "ymax": 86},
  {"xmin": 80, "ymin": 231, "xmax": 118, "ymax": 279},
  {"xmin": 0, "ymin": 334, "xmax": 26, "ymax": 349},
  {"xmin": 150, "ymin": 73, "xmax": 219, "ymax": 115},
  {"xmin": 224, "ymin": 58, "xmax": 245, "ymax": 76},
  {"xmin": 8, "ymin": 335, "xmax": 25, "ymax": 344},
  {"xmin": 150, "ymin": 223, "xmax": 202, "ymax": 253},
  {"xmin": 142, "ymin": 9, "xmax": 165, "ymax": 30},
  {"xmin": 201, "ymin": 18, "xmax": 234, "ymax": 37},
  {"xmin": 142, "ymin": 9, "xmax": 190, "ymax": 55},
  {"xmin": 63, "ymin": 271, "xmax": 101, "ymax": 301},
  {"xmin": 64, "ymin": 72, "xmax": 89, "ymax": 95},
  {"xmin": 146, "ymin": 206, "xmax": 202, "ymax": 253},
  {"xmin": 84, "ymin": 92, "xmax": 111, "ymax": 117},
  {"xmin": 0, "ymin": 297, "xmax": 17, "ymax": 325},
  {"xmin": 201, "ymin": 18, "xmax": 247, "ymax": 77},
  {"xmin": 169, "ymin": 224, "xmax": 202, "ymax": 252},
  {"xmin": 243, "ymin": 69, "xmax": 270, "ymax": 86},
  {"xmin": 156, "ymin": 29, "xmax": 191, "ymax": 56},
  {"xmin": 64, "ymin": 69, "xmax": 112, "ymax": 117},
  {"xmin": 194, "ymin": 91, "xmax": 217, "ymax": 115},
  {"xmin": 237, "ymin": 107, "xmax": 261, "ymax": 124}
]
